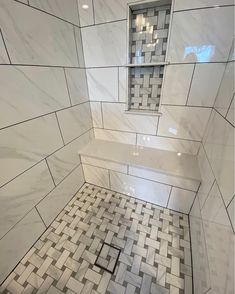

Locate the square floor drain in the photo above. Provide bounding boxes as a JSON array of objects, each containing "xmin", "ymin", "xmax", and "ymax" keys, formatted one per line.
[{"xmin": 95, "ymin": 242, "xmax": 121, "ymax": 274}]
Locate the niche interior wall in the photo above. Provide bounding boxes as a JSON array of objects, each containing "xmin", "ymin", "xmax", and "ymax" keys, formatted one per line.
[{"xmin": 0, "ymin": 0, "xmax": 93, "ymax": 284}]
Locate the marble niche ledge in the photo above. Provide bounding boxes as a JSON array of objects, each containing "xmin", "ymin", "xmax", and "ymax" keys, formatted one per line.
[{"xmin": 79, "ymin": 140, "xmax": 201, "ymax": 214}]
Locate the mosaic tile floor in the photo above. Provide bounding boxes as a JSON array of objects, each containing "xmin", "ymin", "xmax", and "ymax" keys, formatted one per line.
[{"xmin": 0, "ymin": 184, "xmax": 192, "ymax": 294}]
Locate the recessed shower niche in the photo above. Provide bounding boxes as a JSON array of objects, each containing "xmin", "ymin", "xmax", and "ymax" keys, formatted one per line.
[{"xmin": 126, "ymin": 0, "xmax": 172, "ymax": 114}]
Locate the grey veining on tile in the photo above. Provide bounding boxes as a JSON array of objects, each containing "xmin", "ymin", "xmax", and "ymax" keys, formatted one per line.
[
  {"xmin": 0, "ymin": 114, "xmax": 63, "ymax": 187},
  {"xmin": 29, "ymin": 0, "xmax": 80, "ymax": 25},
  {"xmin": 0, "ymin": 161, "xmax": 54, "ymax": 239},
  {"xmin": 0, "ymin": 66, "xmax": 70, "ymax": 129},
  {"xmin": 78, "ymin": 0, "xmax": 94, "ymax": 27},
  {"xmin": 168, "ymin": 7, "xmax": 233, "ymax": 63},
  {"xmin": 214, "ymin": 61, "xmax": 234, "ymax": 117},
  {"xmin": 158, "ymin": 105, "xmax": 211, "ymax": 141},
  {"xmin": 56, "ymin": 102, "xmax": 92, "ymax": 144},
  {"xmin": 0, "ymin": 208, "xmax": 46, "ymax": 284},
  {"xmin": 87, "ymin": 67, "xmax": 119, "ymax": 102},
  {"xmin": 102, "ymin": 103, "xmax": 158, "ymax": 135},
  {"xmin": 82, "ymin": 21, "xmax": 127, "ymax": 67},
  {"xmin": 65, "ymin": 68, "xmax": 89, "ymax": 106},
  {"xmin": 203, "ymin": 110, "xmax": 234, "ymax": 206},
  {"xmin": 0, "ymin": 30, "xmax": 9, "ymax": 64},
  {"xmin": 0, "ymin": 0, "xmax": 78, "ymax": 66},
  {"xmin": 47, "ymin": 130, "xmax": 92, "ymax": 184},
  {"xmin": 36, "ymin": 165, "xmax": 84, "ymax": 226}
]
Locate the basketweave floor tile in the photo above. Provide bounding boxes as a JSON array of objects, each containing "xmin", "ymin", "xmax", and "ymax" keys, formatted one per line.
[{"xmin": 0, "ymin": 183, "xmax": 192, "ymax": 294}]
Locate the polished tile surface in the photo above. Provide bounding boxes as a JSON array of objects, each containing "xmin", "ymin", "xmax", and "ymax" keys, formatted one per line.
[
  {"xmin": 168, "ymin": 7, "xmax": 233, "ymax": 63},
  {"xmin": 0, "ymin": 184, "xmax": 192, "ymax": 293},
  {"xmin": 0, "ymin": 0, "xmax": 78, "ymax": 66}
]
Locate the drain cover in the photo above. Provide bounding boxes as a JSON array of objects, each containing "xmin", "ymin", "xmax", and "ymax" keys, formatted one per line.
[{"xmin": 95, "ymin": 242, "xmax": 121, "ymax": 274}]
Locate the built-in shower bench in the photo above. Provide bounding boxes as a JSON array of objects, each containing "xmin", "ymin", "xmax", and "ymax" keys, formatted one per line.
[{"xmin": 79, "ymin": 140, "xmax": 201, "ymax": 214}]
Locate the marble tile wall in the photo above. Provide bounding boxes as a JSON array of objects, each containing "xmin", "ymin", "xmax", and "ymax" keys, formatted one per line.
[
  {"xmin": 80, "ymin": 0, "xmax": 233, "ymax": 156},
  {"xmin": 189, "ymin": 59, "xmax": 235, "ymax": 294},
  {"xmin": 0, "ymin": 0, "xmax": 93, "ymax": 284}
]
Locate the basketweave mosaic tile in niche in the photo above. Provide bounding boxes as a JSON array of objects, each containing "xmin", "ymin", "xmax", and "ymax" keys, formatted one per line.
[{"xmin": 127, "ymin": 1, "xmax": 172, "ymax": 112}]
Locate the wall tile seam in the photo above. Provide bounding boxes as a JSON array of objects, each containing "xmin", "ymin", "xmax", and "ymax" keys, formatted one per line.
[
  {"xmin": 0, "ymin": 127, "xmax": 93, "ymax": 190},
  {"xmin": 0, "ymin": 181, "xmax": 86, "ymax": 288},
  {"xmin": 225, "ymin": 93, "xmax": 234, "ymax": 119},
  {"xmin": 0, "ymin": 29, "xmax": 11, "ymax": 64},
  {"xmin": 81, "ymin": 161, "xmax": 199, "ymax": 193},
  {"xmin": 0, "ymin": 100, "xmax": 90, "ymax": 131},
  {"xmin": 0, "ymin": 161, "xmax": 83, "ymax": 242},
  {"xmin": 201, "ymin": 142, "xmax": 235, "ymax": 233},
  {"xmin": 93, "ymin": 126, "xmax": 203, "ymax": 143},
  {"xmin": 14, "ymin": 0, "xmax": 82, "ymax": 28},
  {"xmin": 213, "ymin": 107, "xmax": 235, "ymax": 129},
  {"xmin": 63, "ymin": 68, "xmax": 72, "ymax": 107},
  {"xmin": 173, "ymin": 4, "xmax": 235, "ymax": 13}
]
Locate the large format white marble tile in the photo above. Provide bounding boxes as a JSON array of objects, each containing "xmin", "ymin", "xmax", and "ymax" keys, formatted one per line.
[
  {"xmin": 94, "ymin": 128, "xmax": 136, "ymax": 145},
  {"xmin": 87, "ymin": 67, "xmax": 118, "ymax": 102},
  {"xmin": 227, "ymin": 197, "xmax": 234, "ymax": 231},
  {"xmin": 188, "ymin": 63, "xmax": 225, "ymax": 107},
  {"xmin": 167, "ymin": 187, "xmax": 196, "ymax": 214},
  {"xmin": 129, "ymin": 165, "xmax": 199, "ymax": 191},
  {"xmin": 0, "ymin": 114, "xmax": 63, "ymax": 187},
  {"xmin": 203, "ymin": 110, "xmax": 234, "ymax": 206},
  {"xmin": 197, "ymin": 145, "xmax": 215, "ymax": 208},
  {"xmin": 226, "ymin": 95, "xmax": 234, "ymax": 126},
  {"xmin": 0, "ymin": 208, "xmax": 46, "ymax": 284},
  {"xmin": 158, "ymin": 105, "xmax": 211, "ymax": 141},
  {"xmin": 78, "ymin": 0, "xmax": 94, "ymax": 27},
  {"xmin": 0, "ymin": 66, "xmax": 70, "ymax": 129},
  {"xmin": 80, "ymin": 139, "xmax": 201, "ymax": 181},
  {"xmin": 0, "ymin": 0, "xmax": 78, "ymax": 66},
  {"xmin": 137, "ymin": 134, "xmax": 200, "ymax": 155},
  {"xmin": 110, "ymin": 171, "xmax": 171, "ymax": 207},
  {"xmin": 83, "ymin": 164, "xmax": 110, "ymax": 189},
  {"xmin": 174, "ymin": 0, "xmax": 234, "ymax": 11},
  {"xmin": 65, "ymin": 68, "xmax": 89, "ymax": 106},
  {"xmin": 74, "ymin": 27, "xmax": 85, "ymax": 67},
  {"xmin": 119, "ymin": 67, "xmax": 128, "ymax": 103},
  {"xmin": 47, "ymin": 130, "xmax": 92, "ymax": 185},
  {"xmin": 201, "ymin": 181, "xmax": 231, "ymax": 226},
  {"xmin": 37, "ymin": 165, "xmax": 84, "ymax": 226},
  {"xmin": 81, "ymin": 156, "xmax": 128, "ymax": 173},
  {"xmin": 0, "ymin": 161, "xmax": 53, "ymax": 239},
  {"xmin": 56, "ymin": 102, "xmax": 92, "ymax": 144},
  {"xmin": 82, "ymin": 21, "xmax": 127, "ymax": 67},
  {"xmin": 189, "ymin": 210, "xmax": 211, "ymax": 294},
  {"xmin": 214, "ymin": 61, "xmax": 234, "ymax": 117},
  {"xmin": 168, "ymin": 7, "xmax": 233, "ymax": 63},
  {"xmin": 29, "ymin": 0, "xmax": 80, "ymax": 25},
  {"xmin": 93, "ymin": 0, "xmax": 127, "ymax": 23},
  {"xmin": 0, "ymin": 31, "xmax": 9, "ymax": 63},
  {"xmin": 161, "ymin": 64, "xmax": 194, "ymax": 105},
  {"xmin": 90, "ymin": 102, "xmax": 103, "ymax": 128},
  {"xmin": 203, "ymin": 220, "xmax": 234, "ymax": 294},
  {"xmin": 103, "ymin": 103, "xmax": 158, "ymax": 135}
]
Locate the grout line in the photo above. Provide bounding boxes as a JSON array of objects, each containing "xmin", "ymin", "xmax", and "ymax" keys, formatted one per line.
[
  {"xmin": 73, "ymin": 26, "xmax": 80, "ymax": 67},
  {"xmin": 166, "ymin": 186, "xmax": 173, "ymax": 208},
  {"xmin": 35, "ymin": 206, "xmax": 47, "ymax": 228},
  {"xmin": 0, "ymin": 63, "xmax": 85, "ymax": 69},
  {"xmin": 0, "ymin": 181, "xmax": 86, "ymax": 287},
  {"xmin": 14, "ymin": 0, "xmax": 81, "ymax": 28},
  {"xmin": 83, "ymin": 18, "xmax": 126, "ymax": 29},
  {"xmin": 63, "ymin": 68, "xmax": 72, "ymax": 106},
  {"xmin": 201, "ymin": 143, "xmax": 235, "ymax": 233},
  {"xmin": 108, "ymin": 169, "xmax": 111, "ymax": 189},
  {"xmin": 91, "ymin": 0, "xmax": 96, "ymax": 25},
  {"xmin": 214, "ymin": 107, "xmax": 235, "ymax": 128},
  {"xmin": 55, "ymin": 112, "xmax": 65, "ymax": 146},
  {"xmin": 188, "ymin": 182, "xmax": 202, "ymax": 215},
  {"xmin": 0, "ymin": 99, "xmax": 90, "ymax": 131},
  {"xmin": 161, "ymin": 103, "xmax": 212, "ymax": 109},
  {"xmin": 173, "ymin": 4, "xmax": 235, "ymax": 13},
  {"xmin": 45, "ymin": 158, "xmax": 56, "ymax": 187},
  {"xmin": 186, "ymin": 63, "xmax": 196, "ymax": 105},
  {"xmin": 0, "ymin": 29, "xmax": 12, "ymax": 64},
  {"xmin": 117, "ymin": 67, "xmax": 120, "ymax": 102},
  {"xmin": 188, "ymin": 215, "xmax": 195, "ymax": 294},
  {"xmin": 0, "ymin": 127, "xmax": 92, "ymax": 190},
  {"xmin": 225, "ymin": 93, "xmax": 234, "ymax": 118}
]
